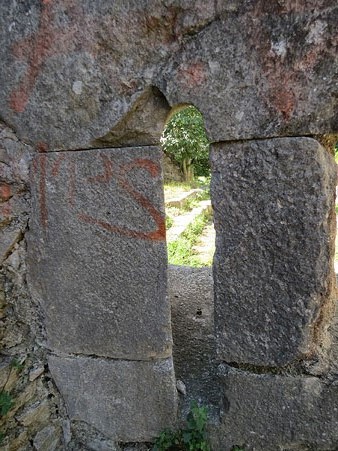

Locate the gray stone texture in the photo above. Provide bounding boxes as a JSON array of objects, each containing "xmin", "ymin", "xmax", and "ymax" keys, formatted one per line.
[
  {"xmin": 211, "ymin": 137, "xmax": 337, "ymax": 367},
  {"xmin": 211, "ymin": 364, "xmax": 338, "ymax": 451},
  {"xmin": 0, "ymin": 1, "xmax": 215, "ymax": 150},
  {"xmin": 0, "ymin": 122, "xmax": 32, "ymax": 261},
  {"xmin": 164, "ymin": 2, "xmax": 338, "ymax": 142},
  {"xmin": 1, "ymin": 2, "xmax": 338, "ymax": 449},
  {"xmin": 27, "ymin": 146, "xmax": 172, "ymax": 360},
  {"xmin": 168, "ymin": 265, "xmax": 219, "ymax": 417},
  {"xmin": 0, "ymin": 2, "xmax": 337, "ymax": 150},
  {"xmin": 48, "ymin": 354, "xmax": 177, "ymax": 443},
  {"xmin": 33, "ymin": 425, "xmax": 61, "ymax": 451}
]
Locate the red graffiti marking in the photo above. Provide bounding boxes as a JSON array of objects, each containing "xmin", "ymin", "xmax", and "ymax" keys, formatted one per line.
[
  {"xmin": 123, "ymin": 158, "xmax": 159, "ymax": 177},
  {"xmin": 0, "ymin": 202, "xmax": 11, "ymax": 220},
  {"xmin": 32, "ymin": 158, "xmax": 39, "ymax": 175},
  {"xmin": 0, "ymin": 177, "xmax": 12, "ymax": 220},
  {"xmin": 37, "ymin": 142, "xmax": 48, "ymax": 153},
  {"xmin": 36, "ymin": 152, "xmax": 70, "ymax": 229},
  {"xmin": 266, "ymin": 73, "xmax": 298, "ymax": 121},
  {"xmin": 9, "ymin": 1, "xmax": 93, "ymax": 113},
  {"xmin": 116, "ymin": 159, "xmax": 165, "ymax": 241},
  {"xmin": 50, "ymin": 153, "xmax": 75, "ymax": 207},
  {"xmin": 0, "ymin": 183, "xmax": 12, "ymax": 202},
  {"xmin": 249, "ymin": 3, "xmax": 338, "ymax": 120},
  {"xmin": 68, "ymin": 159, "xmax": 76, "ymax": 207},
  {"xmin": 35, "ymin": 151, "xmax": 165, "ymax": 240},
  {"xmin": 78, "ymin": 213, "xmax": 164, "ymax": 241},
  {"xmin": 81, "ymin": 156, "xmax": 165, "ymax": 241},
  {"xmin": 51, "ymin": 154, "xmax": 66, "ymax": 177},
  {"xmin": 87, "ymin": 155, "xmax": 113, "ymax": 184},
  {"xmin": 178, "ymin": 62, "xmax": 207, "ymax": 88}
]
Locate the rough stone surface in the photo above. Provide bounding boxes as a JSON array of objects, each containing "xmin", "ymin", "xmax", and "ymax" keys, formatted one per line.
[
  {"xmin": 33, "ymin": 425, "xmax": 61, "ymax": 451},
  {"xmin": 211, "ymin": 137, "xmax": 337, "ymax": 367},
  {"xmin": 162, "ymin": 153, "xmax": 183, "ymax": 183},
  {"xmin": 0, "ymin": 121, "xmax": 31, "ymax": 246},
  {"xmin": 168, "ymin": 265, "xmax": 219, "ymax": 418},
  {"xmin": 163, "ymin": 3, "xmax": 338, "ymax": 141},
  {"xmin": 48, "ymin": 354, "xmax": 178, "ymax": 443},
  {"xmin": 27, "ymin": 146, "xmax": 172, "ymax": 360},
  {"xmin": 0, "ymin": 2, "xmax": 336, "ymax": 150},
  {"xmin": 0, "ymin": 1, "xmax": 216, "ymax": 150},
  {"xmin": 16, "ymin": 400, "xmax": 50, "ymax": 427},
  {"xmin": 92, "ymin": 86, "xmax": 171, "ymax": 148},
  {"xmin": 1, "ymin": 2, "xmax": 338, "ymax": 450},
  {"xmin": 211, "ymin": 364, "xmax": 338, "ymax": 451},
  {"xmin": 66, "ymin": 420, "xmax": 122, "ymax": 451},
  {"xmin": 0, "ymin": 122, "xmax": 66, "ymax": 450}
]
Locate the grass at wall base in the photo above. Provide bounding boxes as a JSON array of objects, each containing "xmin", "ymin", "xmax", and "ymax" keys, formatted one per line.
[{"xmin": 153, "ymin": 401, "xmax": 210, "ymax": 451}]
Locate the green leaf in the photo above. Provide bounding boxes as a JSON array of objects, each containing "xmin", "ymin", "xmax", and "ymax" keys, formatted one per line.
[
  {"xmin": 182, "ymin": 431, "xmax": 192, "ymax": 443},
  {"xmin": 10, "ymin": 358, "xmax": 24, "ymax": 372},
  {"xmin": 161, "ymin": 106, "xmax": 210, "ymax": 180},
  {"xmin": 153, "ymin": 401, "xmax": 210, "ymax": 451}
]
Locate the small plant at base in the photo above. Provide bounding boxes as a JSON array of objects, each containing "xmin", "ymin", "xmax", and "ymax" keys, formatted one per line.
[
  {"xmin": 183, "ymin": 401, "xmax": 210, "ymax": 451},
  {"xmin": 10, "ymin": 358, "xmax": 24, "ymax": 372},
  {"xmin": 153, "ymin": 401, "xmax": 210, "ymax": 451},
  {"xmin": 154, "ymin": 429, "xmax": 181, "ymax": 450},
  {"xmin": 0, "ymin": 357, "xmax": 22, "ymax": 418}
]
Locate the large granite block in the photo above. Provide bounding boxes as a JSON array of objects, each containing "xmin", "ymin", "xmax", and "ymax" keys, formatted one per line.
[
  {"xmin": 0, "ymin": 1, "xmax": 215, "ymax": 150},
  {"xmin": 164, "ymin": 5, "xmax": 338, "ymax": 141},
  {"xmin": 211, "ymin": 365, "xmax": 338, "ymax": 451},
  {"xmin": 0, "ymin": 3, "xmax": 336, "ymax": 149},
  {"xmin": 27, "ymin": 146, "xmax": 172, "ymax": 360},
  {"xmin": 48, "ymin": 355, "xmax": 177, "ymax": 442},
  {"xmin": 211, "ymin": 138, "xmax": 336, "ymax": 366}
]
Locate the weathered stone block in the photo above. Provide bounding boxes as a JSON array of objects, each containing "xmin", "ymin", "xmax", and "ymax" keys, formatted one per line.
[
  {"xmin": 163, "ymin": 4, "xmax": 338, "ymax": 141},
  {"xmin": 168, "ymin": 265, "xmax": 219, "ymax": 413},
  {"xmin": 0, "ymin": 224, "xmax": 23, "ymax": 263},
  {"xmin": 27, "ymin": 147, "xmax": 172, "ymax": 360},
  {"xmin": 33, "ymin": 425, "xmax": 61, "ymax": 451},
  {"xmin": 0, "ymin": 3, "xmax": 337, "ymax": 149},
  {"xmin": 211, "ymin": 365, "xmax": 338, "ymax": 451},
  {"xmin": 211, "ymin": 138, "xmax": 336, "ymax": 366},
  {"xmin": 0, "ymin": 1, "xmax": 216, "ymax": 150},
  {"xmin": 48, "ymin": 354, "xmax": 177, "ymax": 442}
]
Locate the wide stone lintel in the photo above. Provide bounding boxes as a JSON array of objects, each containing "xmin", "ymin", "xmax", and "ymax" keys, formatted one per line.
[
  {"xmin": 27, "ymin": 146, "xmax": 172, "ymax": 360},
  {"xmin": 48, "ymin": 354, "xmax": 177, "ymax": 443},
  {"xmin": 210, "ymin": 364, "xmax": 338, "ymax": 451},
  {"xmin": 211, "ymin": 137, "xmax": 337, "ymax": 367}
]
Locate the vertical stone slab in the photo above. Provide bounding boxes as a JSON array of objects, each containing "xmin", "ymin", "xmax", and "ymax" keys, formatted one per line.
[
  {"xmin": 27, "ymin": 146, "xmax": 172, "ymax": 360},
  {"xmin": 48, "ymin": 355, "xmax": 177, "ymax": 442},
  {"xmin": 211, "ymin": 138, "xmax": 336, "ymax": 366}
]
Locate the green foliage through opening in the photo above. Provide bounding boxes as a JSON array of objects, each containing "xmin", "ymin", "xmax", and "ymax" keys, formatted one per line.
[
  {"xmin": 167, "ymin": 210, "xmax": 212, "ymax": 267},
  {"xmin": 161, "ymin": 106, "xmax": 210, "ymax": 182}
]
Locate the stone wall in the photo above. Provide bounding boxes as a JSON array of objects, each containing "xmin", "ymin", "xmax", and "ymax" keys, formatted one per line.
[
  {"xmin": 0, "ymin": 1, "xmax": 337, "ymax": 450},
  {"xmin": 162, "ymin": 154, "xmax": 183, "ymax": 183},
  {"xmin": 0, "ymin": 123, "xmax": 66, "ymax": 449}
]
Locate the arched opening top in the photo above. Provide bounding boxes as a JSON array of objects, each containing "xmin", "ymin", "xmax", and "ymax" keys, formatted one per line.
[{"xmin": 161, "ymin": 104, "xmax": 214, "ymax": 268}]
